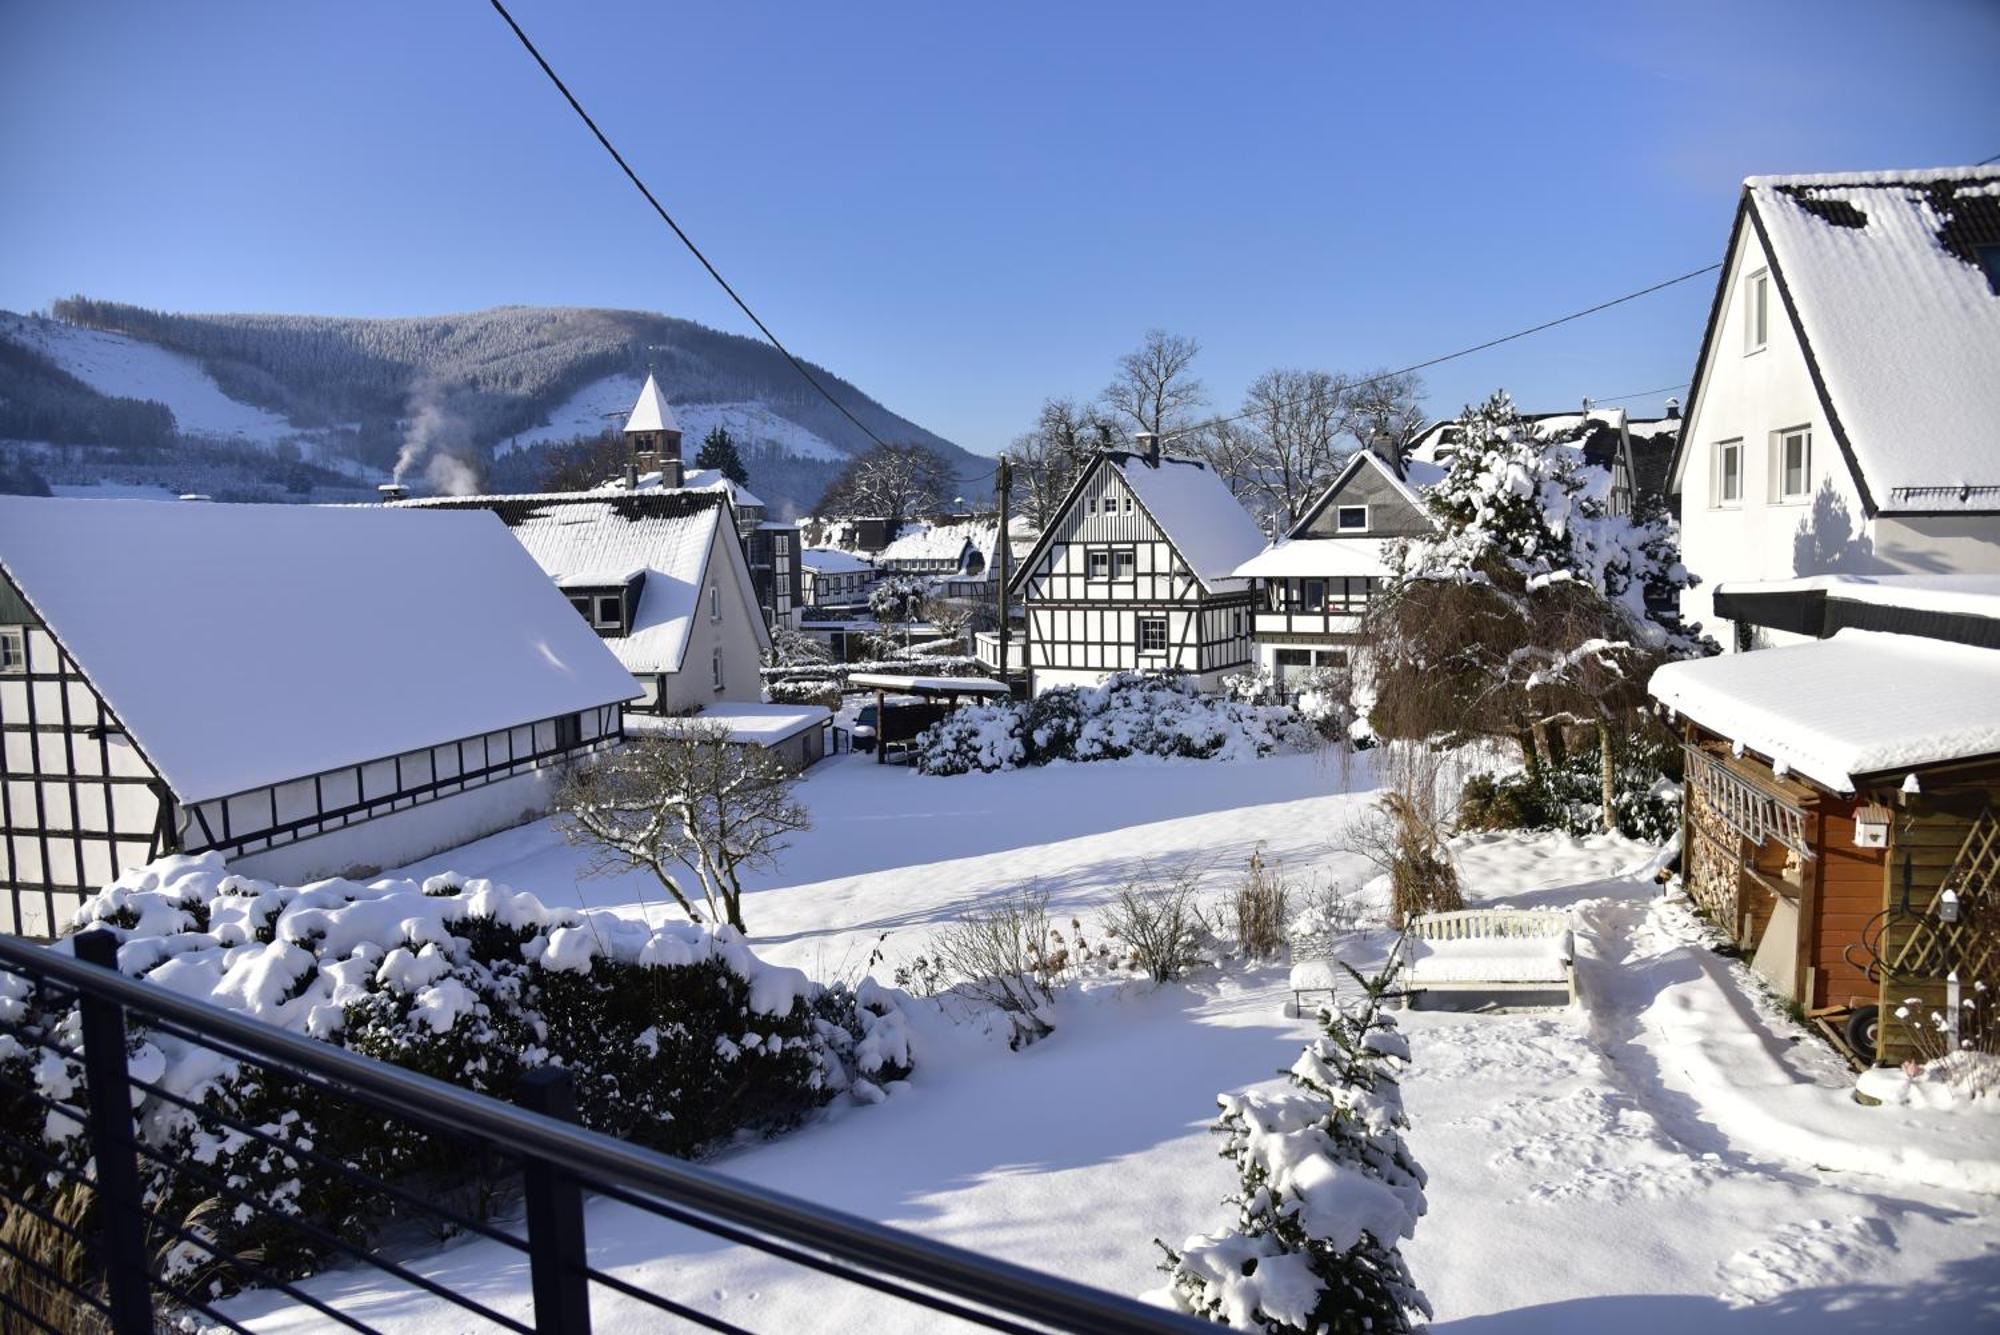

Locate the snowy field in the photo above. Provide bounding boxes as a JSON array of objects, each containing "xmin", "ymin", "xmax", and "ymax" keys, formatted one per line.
[
  {"xmin": 222, "ymin": 751, "xmax": 2000, "ymax": 1332},
  {"xmin": 498, "ymin": 370, "xmax": 849, "ymax": 460}
]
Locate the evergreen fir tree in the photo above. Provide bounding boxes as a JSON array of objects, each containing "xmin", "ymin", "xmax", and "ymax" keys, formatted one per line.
[
  {"xmin": 696, "ymin": 425, "xmax": 750, "ymax": 485},
  {"xmin": 1158, "ymin": 963, "xmax": 1430, "ymax": 1333}
]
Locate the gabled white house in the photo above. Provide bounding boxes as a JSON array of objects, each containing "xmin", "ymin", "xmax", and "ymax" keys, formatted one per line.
[
  {"xmin": 1232, "ymin": 449, "xmax": 1436, "ymax": 693},
  {"xmin": 1669, "ymin": 166, "xmax": 2000, "ymax": 650},
  {"xmin": 875, "ymin": 517, "xmax": 1004, "ymax": 599},
  {"xmin": 396, "ymin": 490, "xmax": 770, "ymax": 714},
  {"xmin": 1010, "ymin": 436, "xmax": 1266, "ymax": 694},
  {"xmin": 0, "ymin": 497, "xmax": 638, "ymax": 936}
]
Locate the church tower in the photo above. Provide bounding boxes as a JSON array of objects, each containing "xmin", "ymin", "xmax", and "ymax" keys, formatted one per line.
[{"xmin": 623, "ymin": 372, "xmax": 684, "ymax": 489}]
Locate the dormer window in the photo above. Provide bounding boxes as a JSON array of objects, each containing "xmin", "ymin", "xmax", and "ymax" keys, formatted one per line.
[
  {"xmin": 1744, "ymin": 269, "xmax": 1770, "ymax": 353},
  {"xmin": 594, "ymin": 595, "xmax": 623, "ymax": 630},
  {"xmin": 1335, "ymin": 505, "xmax": 1368, "ymax": 533}
]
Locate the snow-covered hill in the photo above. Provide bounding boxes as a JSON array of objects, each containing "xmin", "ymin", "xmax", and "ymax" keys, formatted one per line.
[
  {"xmin": 497, "ymin": 373, "xmax": 848, "ymax": 462},
  {"xmin": 0, "ymin": 312, "xmax": 297, "ymax": 444}
]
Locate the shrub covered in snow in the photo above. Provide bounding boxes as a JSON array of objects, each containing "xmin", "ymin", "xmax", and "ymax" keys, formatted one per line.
[
  {"xmin": 1459, "ymin": 727, "xmax": 1681, "ymax": 843},
  {"xmin": 0, "ymin": 854, "xmax": 912, "ymax": 1296},
  {"xmin": 913, "ymin": 672, "xmax": 1307, "ymax": 775},
  {"xmin": 1156, "ymin": 963, "xmax": 1429, "ymax": 1333}
]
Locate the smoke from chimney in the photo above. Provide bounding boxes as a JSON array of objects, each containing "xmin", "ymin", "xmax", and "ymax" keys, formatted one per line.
[{"xmin": 391, "ymin": 380, "xmax": 481, "ymax": 497}]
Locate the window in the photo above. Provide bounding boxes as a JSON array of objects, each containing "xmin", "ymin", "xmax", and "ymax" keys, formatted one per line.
[
  {"xmin": 1086, "ymin": 498, "xmax": 1098, "ymax": 515},
  {"xmin": 1231, "ymin": 610, "xmax": 1244, "ymax": 638},
  {"xmin": 709, "ymin": 585, "xmax": 722, "ymax": 621},
  {"xmin": 594, "ymin": 595, "xmax": 622, "ymax": 628},
  {"xmin": 1715, "ymin": 439, "xmax": 1743, "ymax": 506},
  {"xmin": 1138, "ymin": 617, "xmax": 1168, "ymax": 653},
  {"xmin": 1302, "ymin": 579, "xmax": 1326, "ymax": 613},
  {"xmin": 1123, "ymin": 497, "xmax": 1134, "ymax": 514},
  {"xmin": 1086, "ymin": 548, "xmax": 1111, "ymax": 580},
  {"xmin": 712, "ymin": 647, "xmax": 724, "ymax": 690},
  {"xmin": 1744, "ymin": 269, "xmax": 1769, "ymax": 352},
  {"xmin": 1335, "ymin": 505, "xmax": 1369, "ymax": 532},
  {"xmin": 1775, "ymin": 428, "xmax": 1812, "ymax": 501},
  {"xmin": 0, "ymin": 627, "xmax": 23, "ymax": 674},
  {"xmin": 1113, "ymin": 548, "xmax": 1136, "ymax": 580},
  {"xmin": 554, "ymin": 712, "xmax": 582, "ymax": 750}
]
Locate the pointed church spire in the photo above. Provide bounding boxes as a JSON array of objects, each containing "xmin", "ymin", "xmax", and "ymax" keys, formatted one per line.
[
  {"xmin": 624, "ymin": 372, "xmax": 681, "ymax": 436},
  {"xmin": 621, "ymin": 372, "xmax": 685, "ymax": 489}
]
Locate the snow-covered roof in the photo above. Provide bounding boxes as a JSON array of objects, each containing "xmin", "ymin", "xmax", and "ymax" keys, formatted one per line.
[
  {"xmin": 624, "ymin": 702, "xmax": 829, "ymax": 745},
  {"xmin": 623, "ymin": 373, "xmax": 681, "ymax": 435},
  {"xmin": 1713, "ymin": 573, "xmax": 2000, "ymax": 621},
  {"xmin": 801, "ymin": 547, "xmax": 875, "ymax": 575},
  {"xmin": 397, "ymin": 491, "xmax": 769, "ymax": 670},
  {"xmin": 847, "ymin": 672, "xmax": 1011, "ymax": 695},
  {"xmin": 682, "ymin": 467, "xmax": 764, "ymax": 509},
  {"xmin": 875, "ymin": 519, "xmax": 1000, "ymax": 576},
  {"xmin": 1114, "ymin": 454, "xmax": 1267, "ymax": 591},
  {"xmin": 1233, "ymin": 536, "xmax": 1394, "ymax": 580},
  {"xmin": 1647, "ymin": 629, "xmax": 2000, "ymax": 792},
  {"xmin": 1736, "ymin": 168, "xmax": 2000, "ymax": 513},
  {"xmin": 0, "ymin": 496, "xmax": 639, "ymax": 803}
]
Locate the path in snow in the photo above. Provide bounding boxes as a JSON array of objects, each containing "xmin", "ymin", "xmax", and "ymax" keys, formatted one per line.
[{"xmin": 226, "ymin": 754, "xmax": 1998, "ymax": 1331}]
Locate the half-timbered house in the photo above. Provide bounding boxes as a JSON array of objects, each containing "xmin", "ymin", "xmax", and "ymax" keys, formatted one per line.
[
  {"xmin": 1010, "ymin": 437, "xmax": 1266, "ymax": 694},
  {"xmin": 0, "ymin": 497, "xmax": 637, "ymax": 936},
  {"xmin": 1232, "ymin": 449, "xmax": 1438, "ymax": 694},
  {"xmin": 394, "ymin": 490, "xmax": 770, "ymax": 715}
]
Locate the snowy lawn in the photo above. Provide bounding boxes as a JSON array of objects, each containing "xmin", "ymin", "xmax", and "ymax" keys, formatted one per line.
[{"xmin": 224, "ymin": 751, "xmax": 2000, "ymax": 1332}]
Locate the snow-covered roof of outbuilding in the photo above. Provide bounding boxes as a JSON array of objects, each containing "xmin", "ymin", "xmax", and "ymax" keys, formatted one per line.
[
  {"xmin": 1114, "ymin": 454, "xmax": 1267, "ymax": 591},
  {"xmin": 681, "ymin": 468, "xmax": 764, "ymax": 509},
  {"xmin": 1714, "ymin": 573, "xmax": 2000, "ymax": 620},
  {"xmin": 397, "ymin": 490, "xmax": 769, "ymax": 670},
  {"xmin": 624, "ymin": 702, "xmax": 829, "ymax": 745},
  {"xmin": 1677, "ymin": 167, "xmax": 2000, "ymax": 514},
  {"xmin": 1647, "ymin": 629, "xmax": 2000, "ymax": 793},
  {"xmin": 0, "ymin": 496, "xmax": 640, "ymax": 803},
  {"xmin": 1233, "ymin": 537, "xmax": 1395, "ymax": 580},
  {"xmin": 623, "ymin": 373, "xmax": 681, "ymax": 435},
  {"xmin": 800, "ymin": 547, "xmax": 875, "ymax": 575}
]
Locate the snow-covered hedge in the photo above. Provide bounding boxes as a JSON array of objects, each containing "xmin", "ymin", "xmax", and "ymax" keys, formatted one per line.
[
  {"xmin": 914, "ymin": 672, "xmax": 1308, "ymax": 775},
  {"xmin": 1155, "ymin": 966, "xmax": 1429, "ymax": 1332},
  {"xmin": 760, "ymin": 655, "xmax": 983, "ymax": 686},
  {"xmin": 0, "ymin": 854, "xmax": 911, "ymax": 1294}
]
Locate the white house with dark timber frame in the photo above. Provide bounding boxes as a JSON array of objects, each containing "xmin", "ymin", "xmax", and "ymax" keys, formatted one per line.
[
  {"xmin": 1010, "ymin": 436, "xmax": 1266, "ymax": 694},
  {"xmin": 394, "ymin": 490, "xmax": 770, "ymax": 715},
  {"xmin": 0, "ymin": 497, "xmax": 638, "ymax": 937},
  {"xmin": 1232, "ymin": 449, "xmax": 1437, "ymax": 694},
  {"xmin": 1668, "ymin": 166, "xmax": 2000, "ymax": 652}
]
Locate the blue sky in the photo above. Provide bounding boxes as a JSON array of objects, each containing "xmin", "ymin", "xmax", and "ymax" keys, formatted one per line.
[{"xmin": 2, "ymin": 1, "xmax": 1994, "ymax": 455}]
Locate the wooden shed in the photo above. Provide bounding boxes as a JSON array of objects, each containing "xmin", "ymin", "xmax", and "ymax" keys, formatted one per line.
[{"xmin": 1650, "ymin": 629, "xmax": 2000, "ymax": 1065}]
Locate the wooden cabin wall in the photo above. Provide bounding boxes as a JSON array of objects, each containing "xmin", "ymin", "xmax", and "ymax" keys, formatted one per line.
[
  {"xmin": 1808, "ymin": 802, "xmax": 1886, "ymax": 1012},
  {"xmin": 1877, "ymin": 801, "xmax": 1990, "ymax": 1066}
]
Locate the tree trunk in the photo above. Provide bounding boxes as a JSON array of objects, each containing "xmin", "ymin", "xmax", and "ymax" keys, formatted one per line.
[
  {"xmin": 1516, "ymin": 728, "xmax": 1541, "ymax": 778},
  {"xmin": 1598, "ymin": 720, "xmax": 1617, "ymax": 834}
]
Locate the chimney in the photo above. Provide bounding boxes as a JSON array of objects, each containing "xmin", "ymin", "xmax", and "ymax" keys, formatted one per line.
[
  {"xmin": 1665, "ymin": 396, "xmax": 1682, "ymax": 420},
  {"xmin": 376, "ymin": 482, "xmax": 408, "ymax": 503},
  {"xmin": 1134, "ymin": 431, "xmax": 1161, "ymax": 466}
]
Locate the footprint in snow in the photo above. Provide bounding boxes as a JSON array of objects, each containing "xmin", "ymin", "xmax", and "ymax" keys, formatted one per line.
[{"xmin": 1717, "ymin": 1215, "xmax": 1896, "ymax": 1306}]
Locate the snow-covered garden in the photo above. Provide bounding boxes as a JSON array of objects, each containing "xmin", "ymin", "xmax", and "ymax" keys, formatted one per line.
[{"xmin": 66, "ymin": 743, "xmax": 1978, "ymax": 1333}]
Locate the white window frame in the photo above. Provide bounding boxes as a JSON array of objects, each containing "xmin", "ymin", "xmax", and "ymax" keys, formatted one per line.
[
  {"xmin": 1744, "ymin": 268, "xmax": 1770, "ymax": 353},
  {"xmin": 1335, "ymin": 504, "xmax": 1369, "ymax": 533},
  {"xmin": 711, "ymin": 647, "xmax": 724, "ymax": 691},
  {"xmin": 1086, "ymin": 498, "xmax": 1098, "ymax": 516},
  {"xmin": 593, "ymin": 595, "xmax": 623, "ymax": 629},
  {"xmin": 1137, "ymin": 616, "xmax": 1169, "ymax": 655},
  {"xmin": 709, "ymin": 585, "xmax": 722, "ymax": 622},
  {"xmin": 1085, "ymin": 547, "xmax": 1111, "ymax": 581},
  {"xmin": 1714, "ymin": 439, "xmax": 1743, "ymax": 508},
  {"xmin": 1773, "ymin": 426, "xmax": 1812, "ymax": 503},
  {"xmin": 0, "ymin": 627, "xmax": 24, "ymax": 674}
]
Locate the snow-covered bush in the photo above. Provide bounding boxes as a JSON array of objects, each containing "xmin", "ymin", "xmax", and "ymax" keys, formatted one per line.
[
  {"xmin": 1102, "ymin": 865, "xmax": 1213, "ymax": 982},
  {"xmin": 913, "ymin": 672, "xmax": 1306, "ymax": 775},
  {"xmin": 767, "ymin": 677, "xmax": 840, "ymax": 710},
  {"xmin": 1221, "ymin": 664, "xmax": 1275, "ymax": 704},
  {"xmin": 1156, "ymin": 963, "xmax": 1429, "ymax": 1332},
  {"xmin": 925, "ymin": 886, "xmax": 1064, "ymax": 1044},
  {"xmin": 0, "ymin": 855, "xmax": 913, "ymax": 1296},
  {"xmin": 1458, "ymin": 726, "xmax": 1680, "ymax": 843},
  {"xmin": 1291, "ymin": 665, "xmax": 1352, "ymax": 740},
  {"xmin": 911, "ymin": 702, "xmax": 1025, "ymax": 775}
]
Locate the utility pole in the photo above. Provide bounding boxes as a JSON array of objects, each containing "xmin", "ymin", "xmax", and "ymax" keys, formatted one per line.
[{"xmin": 995, "ymin": 454, "xmax": 1012, "ymax": 689}]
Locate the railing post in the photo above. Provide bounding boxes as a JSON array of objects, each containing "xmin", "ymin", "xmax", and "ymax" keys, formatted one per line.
[
  {"xmin": 518, "ymin": 1067, "xmax": 591, "ymax": 1335},
  {"xmin": 73, "ymin": 929, "xmax": 153, "ymax": 1335}
]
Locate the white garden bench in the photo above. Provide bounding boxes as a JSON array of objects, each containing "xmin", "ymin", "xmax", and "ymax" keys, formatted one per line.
[
  {"xmin": 1402, "ymin": 909, "xmax": 1575, "ymax": 1007},
  {"xmin": 1286, "ymin": 908, "xmax": 1575, "ymax": 1016}
]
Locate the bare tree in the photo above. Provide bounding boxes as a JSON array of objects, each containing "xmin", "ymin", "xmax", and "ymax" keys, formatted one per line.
[
  {"xmin": 1102, "ymin": 329, "xmax": 1206, "ymax": 438},
  {"xmin": 555, "ymin": 722, "xmax": 810, "ymax": 931},
  {"xmin": 1199, "ymin": 369, "xmax": 1427, "ymax": 528},
  {"xmin": 814, "ymin": 442, "xmax": 955, "ymax": 529},
  {"xmin": 1009, "ymin": 397, "xmax": 1114, "ymax": 528},
  {"xmin": 537, "ymin": 430, "xmax": 626, "ymax": 492}
]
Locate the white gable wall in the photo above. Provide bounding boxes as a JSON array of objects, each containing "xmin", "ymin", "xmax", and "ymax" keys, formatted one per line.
[
  {"xmin": 657, "ymin": 517, "xmax": 767, "ymax": 712},
  {"xmin": 1678, "ymin": 222, "xmax": 1869, "ymax": 649}
]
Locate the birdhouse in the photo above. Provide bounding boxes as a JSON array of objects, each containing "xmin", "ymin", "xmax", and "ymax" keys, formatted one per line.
[{"xmin": 1853, "ymin": 802, "xmax": 1892, "ymax": 849}]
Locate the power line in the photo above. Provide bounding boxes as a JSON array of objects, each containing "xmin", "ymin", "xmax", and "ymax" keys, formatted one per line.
[
  {"xmin": 1163, "ymin": 262, "xmax": 1722, "ymax": 445},
  {"xmin": 1587, "ymin": 381, "xmax": 1689, "ymax": 406},
  {"xmin": 486, "ymin": 0, "xmax": 890, "ymax": 451}
]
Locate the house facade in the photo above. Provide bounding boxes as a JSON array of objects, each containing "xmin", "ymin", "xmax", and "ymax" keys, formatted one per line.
[
  {"xmin": 397, "ymin": 490, "xmax": 770, "ymax": 715},
  {"xmin": 1669, "ymin": 166, "xmax": 2000, "ymax": 651},
  {"xmin": 800, "ymin": 547, "xmax": 877, "ymax": 609},
  {"xmin": 0, "ymin": 497, "xmax": 636, "ymax": 937},
  {"xmin": 1233, "ymin": 449, "xmax": 1432, "ymax": 693},
  {"xmin": 1010, "ymin": 438, "xmax": 1264, "ymax": 694}
]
